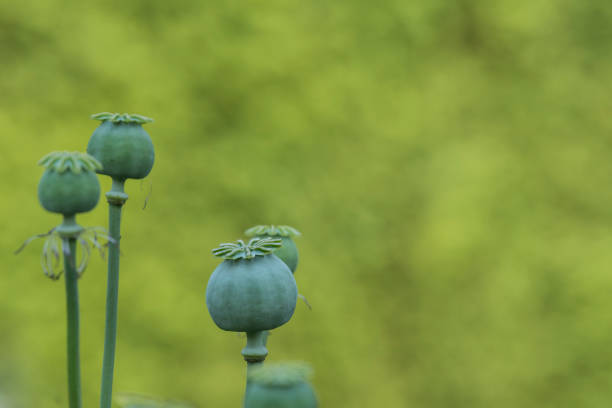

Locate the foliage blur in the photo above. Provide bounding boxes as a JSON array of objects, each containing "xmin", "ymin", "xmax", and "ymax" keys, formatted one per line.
[{"xmin": 1, "ymin": 0, "xmax": 612, "ymax": 407}]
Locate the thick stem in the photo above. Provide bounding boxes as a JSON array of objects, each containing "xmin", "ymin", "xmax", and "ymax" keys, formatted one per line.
[
  {"xmin": 242, "ymin": 331, "xmax": 269, "ymax": 397},
  {"xmin": 100, "ymin": 178, "xmax": 127, "ymax": 408},
  {"xmin": 64, "ymin": 237, "xmax": 82, "ymax": 408}
]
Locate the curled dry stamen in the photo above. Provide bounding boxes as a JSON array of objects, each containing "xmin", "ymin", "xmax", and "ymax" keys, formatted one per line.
[
  {"xmin": 16, "ymin": 226, "xmax": 116, "ymax": 280},
  {"xmin": 298, "ymin": 294, "xmax": 312, "ymax": 310}
]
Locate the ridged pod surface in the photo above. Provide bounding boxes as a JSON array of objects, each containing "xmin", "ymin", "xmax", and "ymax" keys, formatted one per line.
[
  {"xmin": 245, "ymin": 363, "xmax": 318, "ymax": 408},
  {"xmin": 206, "ymin": 255, "xmax": 297, "ymax": 332},
  {"xmin": 37, "ymin": 152, "xmax": 101, "ymax": 215},
  {"xmin": 87, "ymin": 113, "xmax": 154, "ymax": 180},
  {"xmin": 245, "ymin": 225, "xmax": 301, "ymax": 273}
]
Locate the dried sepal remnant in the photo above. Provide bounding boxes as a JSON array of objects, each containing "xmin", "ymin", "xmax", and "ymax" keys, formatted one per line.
[
  {"xmin": 91, "ymin": 112, "xmax": 154, "ymax": 124},
  {"xmin": 212, "ymin": 238, "xmax": 282, "ymax": 260},
  {"xmin": 15, "ymin": 227, "xmax": 115, "ymax": 280},
  {"xmin": 245, "ymin": 225, "xmax": 301, "ymax": 238},
  {"xmin": 38, "ymin": 151, "xmax": 102, "ymax": 174},
  {"xmin": 248, "ymin": 362, "xmax": 314, "ymax": 387}
]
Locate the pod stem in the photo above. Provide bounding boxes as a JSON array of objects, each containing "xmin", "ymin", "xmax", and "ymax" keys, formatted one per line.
[
  {"xmin": 242, "ymin": 331, "xmax": 269, "ymax": 395},
  {"xmin": 63, "ymin": 236, "xmax": 82, "ymax": 408},
  {"xmin": 100, "ymin": 178, "xmax": 127, "ymax": 408}
]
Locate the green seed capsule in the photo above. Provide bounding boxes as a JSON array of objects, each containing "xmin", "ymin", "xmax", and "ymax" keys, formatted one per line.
[
  {"xmin": 37, "ymin": 152, "xmax": 102, "ymax": 216},
  {"xmin": 245, "ymin": 225, "xmax": 301, "ymax": 273},
  {"xmin": 245, "ymin": 363, "xmax": 318, "ymax": 408},
  {"xmin": 87, "ymin": 112, "xmax": 154, "ymax": 180},
  {"xmin": 206, "ymin": 239, "xmax": 298, "ymax": 332}
]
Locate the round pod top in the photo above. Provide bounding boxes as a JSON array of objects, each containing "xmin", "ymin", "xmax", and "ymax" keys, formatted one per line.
[
  {"xmin": 245, "ymin": 363, "xmax": 318, "ymax": 408},
  {"xmin": 87, "ymin": 112, "xmax": 154, "ymax": 180},
  {"xmin": 245, "ymin": 225, "xmax": 301, "ymax": 273},
  {"xmin": 206, "ymin": 238, "xmax": 298, "ymax": 332},
  {"xmin": 37, "ymin": 151, "xmax": 102, "ymax": 216}
]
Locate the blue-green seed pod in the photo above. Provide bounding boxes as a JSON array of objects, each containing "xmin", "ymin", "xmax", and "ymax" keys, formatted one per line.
[
  {"xmin": 245, "ymin": 225, "xmax": 301, "ymax": 273},
  {"xmin": 37, "ymin": 152, "xmax": 102, "ymax": 216},
  {"xmin": 87, "ymin": 112, "xmax": 154, "ymax": 180},
  {"xmin": 245, "ymin": 363, "xmax": 318, "ymax": 408},
  {"xmin": 206, "ymin": 239, "xmax": 298, "ymax": 332}
]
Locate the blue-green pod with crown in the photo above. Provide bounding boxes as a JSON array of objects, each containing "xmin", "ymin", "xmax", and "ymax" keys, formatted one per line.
[
  {"xmin": 87, "ymin": 112, "xmax": 154, "ymax": 180},
  {"xmin": 206, "ymin": 238, "xmax": 298, "ymax": 332},
  {"xmin": 37, "ymin": 151, "xmax": 102, "ymax": 216},
  {"xmin": 245, "ymin": 225, "xmax": 301, "ymax": 273},
  {"xmin": 245, "ymin": 363, "xmax": 318, "ymax": 408}
]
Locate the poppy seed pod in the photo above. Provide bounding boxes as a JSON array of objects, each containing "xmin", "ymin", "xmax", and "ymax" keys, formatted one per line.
[
  {"xmin": 245, "ymin": 363, "xmax": 318, "ymax": 408},
  {"xmin": 37, "ymin": 151, "xmax": 102, "ymax": 216},
  {"xmin": 245, "ymin": 225, "xmax": 301, "ymax": 273},
  {"xmin": 206, "ymin": 238, "xmax": 298, "ymax": 332},
  {"xmin": 87, "ymin": 112, "xmax": 154, "ymax": 180}
]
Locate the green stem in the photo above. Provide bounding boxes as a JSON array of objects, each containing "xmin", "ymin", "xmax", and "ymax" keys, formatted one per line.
[
  {"xmin": 64, "ymin": 237, "xmax": 82, "ymax": 408},
  {"xmin": 242, "ymin": 331, "xmax": 269, "ymax": 396},
  {"xmin": 100, "ymin": 178, "xmax": 127, "ymax": 408}
]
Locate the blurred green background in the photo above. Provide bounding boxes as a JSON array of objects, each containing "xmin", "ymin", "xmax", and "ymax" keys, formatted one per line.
[{"xmin": 1, "ymin": 0, "xmax": 612, "ymax": 407}]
